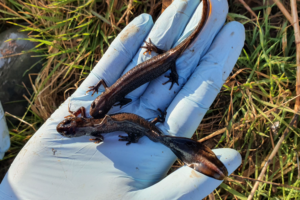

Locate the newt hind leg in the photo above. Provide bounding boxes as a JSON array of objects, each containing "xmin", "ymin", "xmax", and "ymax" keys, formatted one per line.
[
  {"xmin": 141, "ymin": 38, "xmax": 166, "ymax": 55},
  {"xmin": 151, "ymin": 108, "xmax": 167, "ymax": 124},
  {"xmin": 86, "ymin": 79, "xmax": 108, "ymax": 96},
  {"xmin": 163, "ymin": 61, "xmax": 179, "ymax": 90},
  {"xmin": 114, "ymin": 97, "xmax": 132, "ymax": 108},
  {"xmin": 89, "ymin": 135, "xmax": 104, "ymax": 144},
  {"xmin": 119, "ymin": 133, "xmax": 143, "ymax": 145}
]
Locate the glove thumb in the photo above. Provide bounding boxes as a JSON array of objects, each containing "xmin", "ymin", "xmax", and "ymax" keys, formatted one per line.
[{"xmin": 134, "ymin": 148, "xmax": 241, "ymax": 200}]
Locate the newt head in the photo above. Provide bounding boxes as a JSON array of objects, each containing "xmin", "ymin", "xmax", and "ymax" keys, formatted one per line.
[
  {"xmin": 56, "ymin": 117, "xmax": 87, "ymax": 138},
  {"xmin": 89, "ymin": 95, "xmax": 110, "ymax": 119}
]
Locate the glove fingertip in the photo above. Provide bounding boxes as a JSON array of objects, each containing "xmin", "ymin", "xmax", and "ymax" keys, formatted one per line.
[
  {"xmin": 212, "ymin": 148, "xmax": 242, "ymax": 175},
  {"xmin": 75, "ymin": 13, "xmax": 154, "ymax": 95},
  {"xmin": 117, "ymin": 13, "xmax": 154, "ymax": 50},
  {"xmin": 134, "ymin": 148, "xmax": 241, "ymax": 200}
]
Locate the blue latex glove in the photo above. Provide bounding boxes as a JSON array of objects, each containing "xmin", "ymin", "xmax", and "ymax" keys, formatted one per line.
[{"xmin": 0, "ymin": 0, "xmax": 245, "ymax": 199}]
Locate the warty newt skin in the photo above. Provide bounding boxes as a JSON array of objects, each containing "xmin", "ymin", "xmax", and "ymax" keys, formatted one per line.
[
  {"xmin": 88, "ymin": 0, "xmax": 210, "ymax": 119},
  {"xmin": 56, "ymin": 111, "xmax": 228, "ymax": 180},
  {"xmin": 57, "ymin": 110, "xmax": 165, "ymax": 145}
]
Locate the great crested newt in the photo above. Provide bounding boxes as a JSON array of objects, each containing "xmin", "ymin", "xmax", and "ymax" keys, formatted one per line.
[
  {"xmin": 56, "ymin": 108, "xmax": 228, "ymax": 180},
  {"xmin": 88, "ymin": 0, "xmax": 209, "ymax": 119}
]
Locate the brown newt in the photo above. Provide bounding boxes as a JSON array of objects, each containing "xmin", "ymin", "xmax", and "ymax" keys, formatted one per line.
[
  {"xmin": 57, "ymin": 108, "xmax": 165, "ymax": 145},
  {"xmin": 56, "ymin": 110, "xmax": 228, "ymax": 180},
  {"xmin": 88, "ymin": 0, "xmax": 209, "ymax": 119}
]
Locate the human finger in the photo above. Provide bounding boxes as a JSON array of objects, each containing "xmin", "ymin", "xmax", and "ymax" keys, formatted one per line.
[
  {"xmin": 139, "ymin": 0, "xmax": 229, "ymax": 114},
  {"xmin": 74, "ymin": 14, "xmax": 153, "ymax": 97},
  {"xmin": 119, "ymin": 0, "xmax": 202, "ymax": 102},
  {"xmin": 159, "ymin": 21, "xmax": 245, "ymax": 137},
  {"xmin": 133, "ymin": 148, "xmax": 241, "ymax": 199}
]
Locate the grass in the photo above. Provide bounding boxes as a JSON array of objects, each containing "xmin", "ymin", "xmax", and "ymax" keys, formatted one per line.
[{"xmin": 1, "ymin": 0, "xmax": 300, "ymax": 199}]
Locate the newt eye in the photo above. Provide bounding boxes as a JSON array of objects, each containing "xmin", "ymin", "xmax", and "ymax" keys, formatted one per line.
[
  {"xmin": 99, "ymin": 110, "xmax": 102, "ymax": 114},
  {"xmin": 64, "ymin": 119, "xmax": 72, "ymax": 125}
]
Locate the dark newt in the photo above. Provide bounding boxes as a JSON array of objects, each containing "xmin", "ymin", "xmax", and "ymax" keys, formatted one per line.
[
  {"xmin": 57, "ymin": 108, "xmax": 165, "ymax": 145},
  {"xmin": 88, "ymin": 0, "xmax": 209, "ymax": 119},
  {"xmin": 56, "ymin": 112, "xmax": 228, "ymax": 180}
]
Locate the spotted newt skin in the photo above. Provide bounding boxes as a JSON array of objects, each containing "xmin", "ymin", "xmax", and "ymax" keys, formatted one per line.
[
  {"xmin": 57, "ymin": 110, "xmax": 228, "ymax": 180},
  {"xmin": 88, "ymin": 0, "xmax": 209, "ymax": 119},
  {"xmin": 57, "ymin": 111, "xmax": 165, "ymax": 145}
]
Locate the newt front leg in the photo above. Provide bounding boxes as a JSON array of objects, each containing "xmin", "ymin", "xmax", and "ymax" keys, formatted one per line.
[
  {"xmin": 86, "ymin": 79, "xmax": 108, "ymax": 96},
  {"xmin": 141, "ymin": 38, "xmax": 166, "ymax": 55},
  {"xmin": 65, "ymin": 103, "xmax": 86, "ymax": 118}
]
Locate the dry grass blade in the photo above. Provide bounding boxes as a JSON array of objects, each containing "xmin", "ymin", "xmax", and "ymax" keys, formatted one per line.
[
  {"xmin": 297, "ymin": 151, "xmax": 300, "ymax": 180},
  {"xmin": 247, "ymin": 115, "xmax": 298, "ymax": 200},
  {"xmin": 208, "ymin": 192, "xmax": 216, "ymax": 200},
  {"xmin": 0, "ymin": 2, "xmax": 35, "ymax": 27},
  {"xmin": 237, "ymin": 0, "xmax": 257, "ymax": 20},
  {"xmin": 0, "ymin": 52, "xmax": 24, "ymax": 59},
  {"xmin": 291, "ymin": 0, "xmax": 300, "ymax": 113},
  {"xmin": 273, "ymin": 0, "xmax": 293, "ymax": 24},
  {"xmin": 22, "ymin": 82, "xmax": 32, "ymax": 97},
  {"xmin": 198, "ymin": 127, "xmax": 226, "ymax": 143},
  {"xmin": 5, "ymin": 112, "xmax": 36, "ymax": 131},
  {"xmin": 126, "ymin": 0, "xmax": 133, "ymax": 25},
  {"xmin": 91, "ymin": 11, "xmax": 121, "ymax": 31},
  {"xmin": 230, "ymin": 174, "xmax": 300, "ymax": 191}
]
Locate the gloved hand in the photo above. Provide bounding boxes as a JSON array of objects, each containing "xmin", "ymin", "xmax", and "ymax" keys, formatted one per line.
[{"xmin": 0, "ymin": 0, "xmax": 245, "ymax": 199}]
